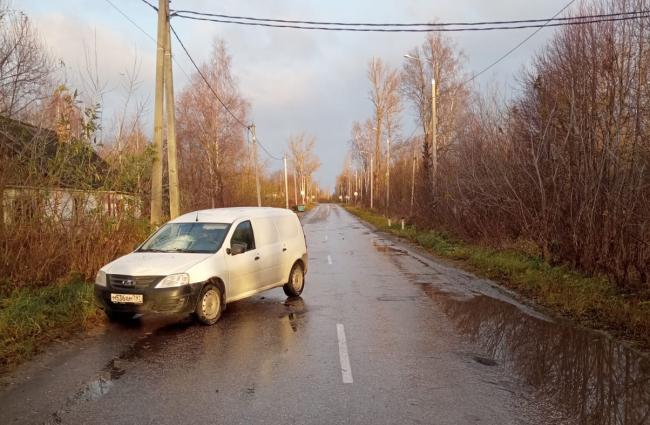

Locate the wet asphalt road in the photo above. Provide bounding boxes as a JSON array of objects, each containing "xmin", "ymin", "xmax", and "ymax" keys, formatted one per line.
[{"xmin": 1, "ymin": 204, "xmax": 649, "ymax": 425}]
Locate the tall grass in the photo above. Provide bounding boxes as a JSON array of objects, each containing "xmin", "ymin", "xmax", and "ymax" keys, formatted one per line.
[{"xmin": 0, "ymin": 274, "xmax": 102, "ymax": 371}]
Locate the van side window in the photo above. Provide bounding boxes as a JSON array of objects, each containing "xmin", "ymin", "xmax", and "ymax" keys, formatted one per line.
[{"xmin": 230, "ymin": 221, "xmax": 256, "ymax": 251}]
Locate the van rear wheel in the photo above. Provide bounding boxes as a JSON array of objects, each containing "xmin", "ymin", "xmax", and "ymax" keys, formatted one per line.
[
  {"xmin": 192, "ymin": 284, "xmax": 223, "ymax": 325},
  {"xmin": 283, "ymin": 263, "xmax": 304, "ymax": 297}
]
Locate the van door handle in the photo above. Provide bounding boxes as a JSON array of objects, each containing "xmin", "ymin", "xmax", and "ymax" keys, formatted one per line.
[
  {"xmin": 255, "ymin": 255, "xmax": 260, "ymax": 260},
  {"xmin": 282, "ymin": 248, "xmax": 287, "ymax": 252}
]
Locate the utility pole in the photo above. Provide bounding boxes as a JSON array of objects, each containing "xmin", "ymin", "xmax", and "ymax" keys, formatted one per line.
[
  {"xmin": 386, "ymin": 136, "xmax": 390, "ymax": 211},
  {"xmin": 348, "ymin": 168, "xmax": 351, "ymax": 204},
  {"xmin": 410, "ymin": 148, "xmax": 416, "ymax": 216},
  {"xmin": 283, "ymin": 157, "xmax": 289, "ymax": 209},
  {"xmin": 251, "ymin": 125, "xmax": 261, "ymax": 207},
  {"xmin": 432, "ymin": 78, "xmax": 437, "ymax": 187},
  {"xmin": 164, "ymin": 2, "xmax": 180, "ymax": 219},
  {"xmin": 293, "ymin": 169, "xmax": 298, "ymax": 207},
  {"xmin": 150, "ymin": 0, "xmax": 167, "ymax": 225},
  {"xmin": 370, "ymin": 158, "xmax": 373, "ymax": 209}
]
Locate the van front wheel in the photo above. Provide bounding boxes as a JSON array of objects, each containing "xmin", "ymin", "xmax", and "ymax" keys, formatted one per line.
[
  {"xmin": 283, "ymin": 263, "xmax": 304, "ymax": 297},
  {"xmin": 192, "ymin": 284, "xmax": 223, "ymax": 325}
]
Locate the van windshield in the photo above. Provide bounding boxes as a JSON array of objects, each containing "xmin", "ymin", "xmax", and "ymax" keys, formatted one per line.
[{"xmin": 138, "ymin": 223, "xmax": 230, "ymax": 254}]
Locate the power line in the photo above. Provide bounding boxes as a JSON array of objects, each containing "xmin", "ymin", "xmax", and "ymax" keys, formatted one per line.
[
  {"xmin": 461, "ymin": 0, "xmax": 577, "ymax": 85},
  {"xmin": 172, "ymin": 9, "xmax": 647, "ymax": 28},
  {"xmin": 104, "ymin": 0, "xmax": 160, "ymax": 45},
  {"xmin": 170, "ymin": 25, "xmax": 250, "ymax": 129},
  {"xmin": 140, "ymin": 0, "xmax": 158, "ymax": 12},
  {"xmin": 103, "ymin": 0, "xmax": 193, "ymax": 83},
  {"xmin": 255, "ymin": 137, "xmax": 284, "ymax": 161},
  {"xmin": 173, "ymin": 11, "xmax": 650, "ymax": 32}
]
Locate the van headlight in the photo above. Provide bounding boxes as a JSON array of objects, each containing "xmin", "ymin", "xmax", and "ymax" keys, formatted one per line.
[
  {"xmin": 95, "ymin": 270, "xmax": 107, "ymax": 287},
  {"xmin": 155, "ymin": 273, "xmax": 190, "ymax": 288}
]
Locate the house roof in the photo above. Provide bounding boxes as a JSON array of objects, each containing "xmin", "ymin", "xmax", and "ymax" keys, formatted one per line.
[
  {"xmin": 170, "ymin": 207, "xmax": 296, "ymax": 224},
  {"xmin": 0, "ymin": 116, "xmax": 59, "ymax": 158},
  {"xmin": 0, "ymin": 116, "xmax": 109, "ymax": 189}
]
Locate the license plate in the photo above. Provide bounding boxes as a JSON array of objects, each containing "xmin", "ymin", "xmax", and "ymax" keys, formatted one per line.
[{"xmin": 110, "ymin": 293, "xmax": 143, "ymax": 304}]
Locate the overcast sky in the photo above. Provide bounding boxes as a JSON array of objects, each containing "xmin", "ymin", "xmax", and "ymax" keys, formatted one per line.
[{"xmin": 21, "ymin": 0, "xmax": 574, "ymax": 191}]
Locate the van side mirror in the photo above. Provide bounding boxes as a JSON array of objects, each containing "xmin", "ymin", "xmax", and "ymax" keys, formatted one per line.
[{"xmin": 230, "ymin": 244, "xmax": 245, "ymax": 255}]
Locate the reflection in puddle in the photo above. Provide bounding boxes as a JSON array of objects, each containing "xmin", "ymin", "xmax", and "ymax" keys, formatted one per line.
[
  {"xmin": 373, "ymin": 242, "xmax": 408, "ymax": 255},
  {"xmin": 45, "ymin": 320, "xmax": 194, "ymax": 424},
  {"xmin": 279, "ymin": 297, "xmax": 306, "ymax": 332},
  {"xmin": 385, "ymin": 242, "xmax": 650, "ymax": 425},
  {"xmin": 427, "ymin": 287, "xmax": 650, "ymax": 425},
  {"xmin": 81, "ymin": 363, "xmax": 125, "ymax": 400}
]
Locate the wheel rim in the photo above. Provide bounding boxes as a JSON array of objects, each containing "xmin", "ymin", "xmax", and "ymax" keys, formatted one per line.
[
  {"xmin": 202, "ymin": 290, "xmax": 220, "ymax": 320},
  {"xmin": 292, "ymin": 268, "xmax": 303, "ymax": 292}
]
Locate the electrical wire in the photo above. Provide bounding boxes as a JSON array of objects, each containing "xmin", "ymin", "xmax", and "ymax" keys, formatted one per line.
[
  {"xmin": 173, "ymin": 11, "xmax": 650, "ymax": 32},
  {"xmin": 172, "ymin": 8, "xmax": 648, "ymax": 28},
  {"xmin": 255, "ymin": 137, "xmax": 284, "ymax": 161},
  {"xmin": 140, "ymin": 0, "xmax": 158, "ymax": 12},
  {"xmin": 104, "ymin": 0, "xmax": 193, "ymax": 82},
  {"xmin": 170, "ymin": 25, "xmax": 250, "ymax": 129},
  {"xmin": 460, "ymin": 0, "xmax": 577, "ymax": 85},
  {"xmin": 104, "ymin": 0, "xmax": 159, "ymax": 45}
]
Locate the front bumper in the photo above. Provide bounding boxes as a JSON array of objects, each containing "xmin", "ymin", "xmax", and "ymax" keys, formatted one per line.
[{"xmin": 94, "ymin": 283, "xmax": 202, "ymax": 315}]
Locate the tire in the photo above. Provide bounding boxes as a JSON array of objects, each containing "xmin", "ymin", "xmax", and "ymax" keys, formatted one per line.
[
  {"xmin": 192, "ymin": 284, "xmax": 223, "ymax": 325},
  {"xmin": 283, "ymin": 263, "xmax": 304, "ymax": 297},
  {"xmin": 106, "ymin": 311, "xmax": 135, "ymax": 322}
]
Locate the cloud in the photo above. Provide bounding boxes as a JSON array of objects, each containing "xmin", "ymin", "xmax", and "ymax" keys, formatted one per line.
[
  {"xmin": 32, "ymin": 11, "xmax": 157, "ymax": 135},
  {"xmin": 22, "ymin": 0, "xmax": 573, "ymax": 189}
]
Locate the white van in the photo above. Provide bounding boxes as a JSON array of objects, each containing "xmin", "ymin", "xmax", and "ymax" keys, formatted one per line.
[{"xmin": 94, "ymin": 207, "xmax": 308, "ymax": 325}]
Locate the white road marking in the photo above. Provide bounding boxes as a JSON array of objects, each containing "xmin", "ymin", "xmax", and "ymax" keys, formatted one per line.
[
  {"xmin": 325, "ymin": 235, "xmax": 328, "ymax": 241},
  {"xmin": 327, "ymin": 255, "xmax": 332, "ymax": 265},
  {"xmin": 337, "ymin": 324, "xmax": 353, "ymax": 384}
]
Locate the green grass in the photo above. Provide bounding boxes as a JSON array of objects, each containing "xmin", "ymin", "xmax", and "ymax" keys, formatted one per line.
[
  {"xmin": 345, "ymin": 206, "xmax": 650, "ymax": 350},
  {"xmin": 0, "ymin": 274, "xmax": 103, "ymax": 373}
]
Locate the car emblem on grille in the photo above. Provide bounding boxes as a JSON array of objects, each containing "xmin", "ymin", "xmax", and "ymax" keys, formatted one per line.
[{"xmin": 121, "ymin": 279, "xmax": 136, "ymax": 287}]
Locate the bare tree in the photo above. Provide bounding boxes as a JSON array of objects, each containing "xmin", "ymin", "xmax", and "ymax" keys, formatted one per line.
[
  {"xmin": 0, "ymin": 0, "xmax": 54, "ymax": 119},
  {"xmin": 286, "ymin": 132, "xmax": 321, "ymax": 205},
  {"xmin": 176, "ymin": 37, "xmax": 250, "ymax": 210},
  {"xmin": 400, "ymin": 31, "xmax": 470, "ymax": 203},
  {"xmin": 368, "ymin": 57, "xmax": 401, "ymax": 198}
]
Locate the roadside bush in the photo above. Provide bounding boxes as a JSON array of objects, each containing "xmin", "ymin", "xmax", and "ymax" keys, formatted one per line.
[{"xmin": 0, "ymin": 212, "xmax": 152, "ymax": 290}]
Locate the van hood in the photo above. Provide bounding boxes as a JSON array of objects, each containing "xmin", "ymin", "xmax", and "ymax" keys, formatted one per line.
[{"xmin": 102, "ymin": 252, "xmax": 213, "ymax": 276}]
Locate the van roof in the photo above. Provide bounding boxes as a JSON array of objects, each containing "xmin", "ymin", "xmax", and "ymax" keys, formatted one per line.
[{"xmin": 169, "ymin": 207, "xmax": 297, "ymax": 224}]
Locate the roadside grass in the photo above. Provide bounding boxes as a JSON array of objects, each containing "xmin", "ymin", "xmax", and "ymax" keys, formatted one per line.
[
  {"xmin": 0, "ymin": 274, "xmax": 103, "ymax": 373},
  {"xmin": 345, "ymin": 206, "xmax": 650, "ymax": 350}
]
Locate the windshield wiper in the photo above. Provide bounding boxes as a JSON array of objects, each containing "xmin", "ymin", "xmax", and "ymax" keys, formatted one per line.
[{"xmin": 171, "ymin": 249, "xmax": 206, "ymax": 253}]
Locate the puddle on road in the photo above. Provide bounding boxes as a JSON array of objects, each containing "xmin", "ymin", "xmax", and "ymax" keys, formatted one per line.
[
  {"xmin": 377, "ymin": 237, "xmax": 650, "ymax": 425},
  {"xmin": 373, "ymin": 241, "xmax": 408, "ymax": 255},
  {"xmin": 45, "ymin": 320, "xmax": 194, "ymax": 424},
  {"xmin": 278, "ymin": 297, "xmax": 307, "ymax": 332},
  {"xmin": 377, "ymin": 296, "xmax": 419, "ymax": 302},
  {"xmin": 423, "ymin": 285, "xmax": 650, "ymax": 425}
]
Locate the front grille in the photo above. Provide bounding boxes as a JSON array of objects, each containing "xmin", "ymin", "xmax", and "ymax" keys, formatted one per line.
[{"xmin": 108, "ymin": 275, "xmax": 163, "ymax": 289}]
